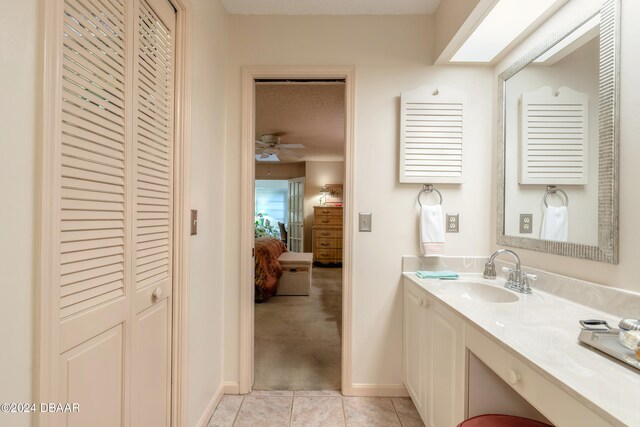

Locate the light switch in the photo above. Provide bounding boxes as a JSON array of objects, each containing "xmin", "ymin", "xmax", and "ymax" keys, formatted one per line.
[
  {"xmin": 191, "ymin": 209, "xmax": 198, "ymax": 236},
  {"xmin": 359, "ymin": 212, "xmax": 372, "ymax": 232}
]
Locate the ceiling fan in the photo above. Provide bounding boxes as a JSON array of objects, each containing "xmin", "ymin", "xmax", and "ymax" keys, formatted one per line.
[{"xmin": 255, "ymin": 134, "xmax": 305, "ymax": 162}]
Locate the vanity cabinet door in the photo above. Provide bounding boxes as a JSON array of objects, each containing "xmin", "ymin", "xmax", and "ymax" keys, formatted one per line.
[
  {"xmin": 403, "ymin": 279, "xmax": 430, "ymax": 419},
  {"xmin": 427, "ymin": 300, "xmax": 466, "ymax": 427}
]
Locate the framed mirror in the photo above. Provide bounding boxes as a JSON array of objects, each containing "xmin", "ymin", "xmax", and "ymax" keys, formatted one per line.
[{"xmin": 497, "ymin": 0, "xmax": 619, "ymax": 263}]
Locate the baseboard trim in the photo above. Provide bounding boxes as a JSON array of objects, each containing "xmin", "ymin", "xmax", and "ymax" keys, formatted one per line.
[
  {"xmin": 349, "ymin": 383, "xmax": 409, "ymax": 397},
  {"xmin": 222, "ymin": 381, "xmax": 240, "ymax": 395},
  {"xmin": 195, "ymin": 382, "xmax": 225, "ymax": 427}
]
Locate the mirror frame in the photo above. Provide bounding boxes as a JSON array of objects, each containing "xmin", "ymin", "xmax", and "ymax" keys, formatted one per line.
[{"xmin": 496, "ymin": 0, "xmax": 620, "ymax": 263}]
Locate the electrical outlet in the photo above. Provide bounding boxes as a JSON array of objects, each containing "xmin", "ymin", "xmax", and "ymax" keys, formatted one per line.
[
  {"xmin": 446, "ymin": 213, "xmax": 459, "ymax": 233},
  {"xmin": 520, "ymin": 214, "xmax": 533, "ymax": 234}
]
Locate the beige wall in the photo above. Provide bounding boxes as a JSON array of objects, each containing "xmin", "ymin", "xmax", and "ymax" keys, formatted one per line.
[
  {"xmin": 0, "ymin": 0, "xmax": 38, "ymax": 426},
  {"xmin": 255, "ymin": 162, "xmax": 305, "ymax": 180},
  {"xmin": 493, "ymin": 0, "xmax": 640, "ymax": 293},
  {"xmin": 224, "ymin": 15, "xmax": 494, "ymax": 388},
  {"xmin": 188, "ymin": 0, "xmax": 228, "ymax": 424},
  {"xmin": 304, "ymin": 161, "xmax": 345, "ymax": 252}
]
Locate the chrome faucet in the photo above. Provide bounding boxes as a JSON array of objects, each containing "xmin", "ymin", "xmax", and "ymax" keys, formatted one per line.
[{"xmin": 483, "ymin": 249, "xmax": 536, "ymax": 294}]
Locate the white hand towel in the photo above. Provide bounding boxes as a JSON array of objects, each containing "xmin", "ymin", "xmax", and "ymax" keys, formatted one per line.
[
  {"xmin": 420, "ymin": 204, "xmax": 445, "ymax": 256},
  {"xmin": 540, "ymin": 205, "xmax": 568, "ymax": 242}
]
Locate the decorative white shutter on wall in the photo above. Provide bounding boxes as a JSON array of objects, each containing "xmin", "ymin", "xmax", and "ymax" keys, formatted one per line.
[
  {"xmin": 60, "ymin": 0, "xmax": 127, "ymax": 318},
  {"xmin": 520, "ymin": 86, "xmax": 589, "ymax": 185},
  {"xmin": 400, "ymin": 86, "xmax": 466, "ymax": 184}
]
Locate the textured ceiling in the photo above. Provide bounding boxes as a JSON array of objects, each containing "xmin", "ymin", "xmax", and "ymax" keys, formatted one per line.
[
  {"xmin": 222, "ymin": 0, "xmax": 441, "ymax": 15},
  {"xmin": 255, "ymin": 84, "xmax": 345, "ymax": 163}
]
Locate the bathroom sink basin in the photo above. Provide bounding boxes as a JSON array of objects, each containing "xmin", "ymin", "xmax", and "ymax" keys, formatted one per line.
[{"xmin": 443, "ymin": 281, "xmax": 520, "ymax": 303}]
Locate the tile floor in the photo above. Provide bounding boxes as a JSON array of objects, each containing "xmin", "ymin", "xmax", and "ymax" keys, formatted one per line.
[{"xmin": 207, "ymin": 391, "xmax": 425, "ymax": 427}]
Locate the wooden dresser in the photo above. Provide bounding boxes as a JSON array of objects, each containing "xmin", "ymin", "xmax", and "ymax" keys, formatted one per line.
[{"xmin": 312, "ymin": 206, "xmax": 343, "ymax": 265}]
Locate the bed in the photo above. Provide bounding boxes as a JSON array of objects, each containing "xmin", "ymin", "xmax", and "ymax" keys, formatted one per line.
[{"xmin": 254, "ymin": 237, "xmax": 287, "ymax": 302}]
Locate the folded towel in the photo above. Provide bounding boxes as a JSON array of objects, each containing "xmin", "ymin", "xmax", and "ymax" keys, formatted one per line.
[
  {"xmin": 420, "ymin": 204, "xmax": 445, "ymax": 256},
  {"xmin": 540, "ymin": 205, "xmax": 568, "ymax": 242},
  {"xmin": 416, "ymin": 270, "xmax": 459, "ymax": 280}
]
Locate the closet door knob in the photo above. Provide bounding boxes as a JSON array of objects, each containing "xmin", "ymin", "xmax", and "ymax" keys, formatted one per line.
[
  {"xmin": 507, "ymin": 369, "xmax": 522, "ymax": 385},
  {"xmin": 152, "ymin": 287, "xmax": 163, "ymax": 299}
]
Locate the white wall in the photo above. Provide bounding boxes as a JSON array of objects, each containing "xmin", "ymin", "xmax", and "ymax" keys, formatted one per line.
[
  {"xmin": 304, "ymin": 161, "xmax": 344, "ymax": 252},
  {"xmin": 188, "ymin": 0, "xmax": 228, "ymax": 425},
  {"xmin": 493, "ymin": 0, "xmax": 640, "ymax": 293},
  {"xmin": 224, "ymin": 15, "xmax": 494, "ymax": 388},
  {"xmin": 0, "ymin": 1, "xmax": 38, "ymax": 426}
]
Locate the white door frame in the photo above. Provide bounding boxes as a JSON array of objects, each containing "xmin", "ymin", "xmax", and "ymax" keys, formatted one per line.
[
  {"xmin": 239, "ymin": 66, "xmax": 355, "ymax": 394},
  {"xmin": 38, "ymin": 0, "xmax": 193, "ymax": 425}
]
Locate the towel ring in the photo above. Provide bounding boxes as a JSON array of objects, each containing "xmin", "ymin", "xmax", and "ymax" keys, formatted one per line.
[
  {"xmin": 418, "ymin": 184, "xmax": 443, "ymax": 207},
  {"xmin": 544, "ymin": 186, "xmax": 569, "ymax": 207}
]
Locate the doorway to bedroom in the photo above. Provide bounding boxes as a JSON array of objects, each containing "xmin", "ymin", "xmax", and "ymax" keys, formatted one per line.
[{"xmin": 252, "ymin": 78, "xmax": 346, "ymax": 391}]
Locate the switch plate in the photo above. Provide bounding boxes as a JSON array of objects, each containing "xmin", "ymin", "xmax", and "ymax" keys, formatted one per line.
[
  {"xmin": 520, "ymin": 214, "xmax": 533, "ymax": 234},
  {"xmin": 359, "ymin": 212, "xmax": 372, "ymax": 232},
  {"xmin": 191, "ymin": 209, "xmax": 198, "ymax": 235},
  {"xmin": 446, "ymin": 213, "xmax": 459, "ymax": 233}
]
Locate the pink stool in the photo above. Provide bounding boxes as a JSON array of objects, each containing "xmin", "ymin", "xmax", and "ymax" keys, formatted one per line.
[{"xmin": 457, "ymin": 414, "xmax": 553, "ymax": 427}]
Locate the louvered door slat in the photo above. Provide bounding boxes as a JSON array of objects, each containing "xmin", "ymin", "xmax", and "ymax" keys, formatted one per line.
[
  {"xmin": 520, "ymin": 87, "xmax": 589, "ymax": 185},
  {"xmin": 400, "ymin": 87, "xmax": 465, "ymax": 183},
  {"xmin": 60, "ymin": 0, "xmax": 126, "ymax": 319},
  {"xmin": 135, "ymin": 0, "xmax": 173, "ymax": 292}
]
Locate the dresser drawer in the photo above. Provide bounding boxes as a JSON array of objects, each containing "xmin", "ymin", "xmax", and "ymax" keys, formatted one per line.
[
  {"xmin": 465, "ymin": 325, "xmax": 612, "ymax": 427},
  {"xmin": 314, "ymin": 249, "xmax": 342, "ymax": 263},
  {"xmin": 314, "ymin": 237, "xmax": 342, "ymax": 250},
  {"xmin": 315, "ymin": 207, "xmax": 342, "ymax": 217},
  {"xmin": 315, "ymin": 216, "xmax": 343, "ymax": 226},
  {"xmin": 314, "ymin": 229, "xmax": 342, "ymax": 239}
]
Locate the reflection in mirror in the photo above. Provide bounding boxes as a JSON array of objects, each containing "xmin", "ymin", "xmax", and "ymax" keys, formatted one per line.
[
  {"xmin": 504, "ymin": 19, "xmax": 600, "ymax": 245},
  {"xmin": 497, "ymin": 0, "xmax": 619, "ymax": 263}
]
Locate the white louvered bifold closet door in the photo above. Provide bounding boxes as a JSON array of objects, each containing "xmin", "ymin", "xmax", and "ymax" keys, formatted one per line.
[
  {"xmin": 131, "ymin": 1, "xmax": 175, "ymax": 426},
  {"xmin": 54, "ymin": 0, "xmax": 175, "ymax": 425}
]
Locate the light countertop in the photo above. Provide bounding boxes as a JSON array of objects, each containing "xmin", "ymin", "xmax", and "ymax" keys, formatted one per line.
[{"xmin": 403, "ymin": 272, "xmax": 640, "ymax": 426}]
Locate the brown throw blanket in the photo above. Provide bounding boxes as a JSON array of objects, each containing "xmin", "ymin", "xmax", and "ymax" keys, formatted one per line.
[{"xmin": 254, "ymin": 238, "xmax": 287, "ymax": 302}]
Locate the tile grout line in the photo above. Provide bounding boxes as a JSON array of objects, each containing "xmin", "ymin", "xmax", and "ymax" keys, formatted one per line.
[
  {"xmin": 389, "ymin": 397, "xmax": 404, "ymax": 427},
  {"xmin": 231, "ymin": 395, "xmax": 244, "ymax": 427},
  {"xmin": 288, "ymin": 395, "xmax": 294, "ymax": 427}
]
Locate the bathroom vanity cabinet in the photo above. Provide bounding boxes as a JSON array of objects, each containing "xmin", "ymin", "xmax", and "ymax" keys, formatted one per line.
[
  {"xmin": 403, "ymin": 279, "xmax": 465, "ymax": 426},
  {"xmin": 403, "ymin": 277, "xmax": 615, "ymax": 427}
]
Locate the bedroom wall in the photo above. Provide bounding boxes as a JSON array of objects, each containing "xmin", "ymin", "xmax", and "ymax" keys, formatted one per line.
[
  {"xmin": 224, "ymin": 15, "xmax": 494, "ymax": 390},
  {"xmin": 0, "ymin": 1, "xmax": 39, "ymax": 426},
  {"xmin": 188, "ymin": 0, "xmax": 229, "ymax": 425},
  {"xmin": 255, "ymin": 162, "xmax": 306, "ymax": 180},
  {"xmin": 492, "ymin": 0, "xmax": 640, "ymax": 293},
  {"xmin": 304, "ymin": 161, "xmax": 344, "ymax": 253}
]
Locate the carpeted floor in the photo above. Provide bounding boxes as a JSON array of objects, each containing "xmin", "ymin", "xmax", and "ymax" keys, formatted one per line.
[{"xmin": 254, "ymin": 267, "xmax": 342, "ymax": 391}]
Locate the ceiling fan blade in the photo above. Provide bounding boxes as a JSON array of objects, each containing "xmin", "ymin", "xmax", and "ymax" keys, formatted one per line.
[
  {"xmin": 255, "ymin": 154, "xmax": 280, "ymax": 162},
  {"xmin": 279, "ymin": 143, "xmax": 305, "ymax": 149}
]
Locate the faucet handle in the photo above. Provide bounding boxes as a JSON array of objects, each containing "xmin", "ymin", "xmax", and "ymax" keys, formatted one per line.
[
  {"xmin": 501, "ymin": 266, "xmax": 513, "ymax": 273},
  {"xmin": 524, "ymin": 272, "xmax": 537, "ymax": 281}
]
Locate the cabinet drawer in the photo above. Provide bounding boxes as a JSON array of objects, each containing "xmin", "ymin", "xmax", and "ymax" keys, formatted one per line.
[
  {"xmin": 315, "ymin": 216, "xmax": 343, "ymax": 226},
  {"xmin": 314, "ymin": 237, "xmax": 342, "ymax": 250},
  {"xmin": 465, "ymin": 325, "xmax": 612, "ymax": 427},
  {"xmin": 314, "ymin": 250, "xmax": 342, "ymax": 262},
  {"xmin": 315, "ymin": 207, "xmax": 341, "ymax": 216},
  {"xmin": 313, "ymin": 229, "xmax": 342, "ymax": 239}
]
